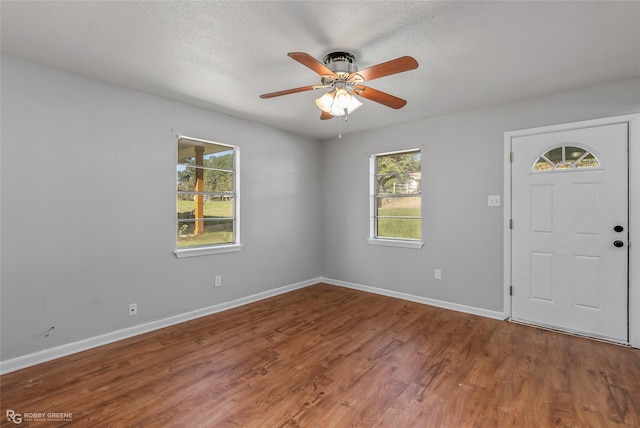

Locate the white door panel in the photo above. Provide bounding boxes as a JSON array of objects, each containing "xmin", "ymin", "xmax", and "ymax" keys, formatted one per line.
[{"xmin": 511, "ymin": 123, "xmax": 628, "ymax": 343}]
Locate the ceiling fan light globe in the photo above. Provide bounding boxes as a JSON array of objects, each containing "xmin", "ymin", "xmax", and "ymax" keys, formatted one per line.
[
  {"xmin": 347, "ymin": 93, "xmax": 363, "ymax": 113},
  {"xmin": 332, "ymin": 88, "xmax": 350, "ymax": 108},
  {"xmin": 329, "ymin": 95, "xmax": 362, "ymax": 116},
  {"xmin": 315, "ymin": 88, "xmax": 362, "ymax": 116},
  {"xmin": 315, "ymin": 91, "xmax": 335, "ymax": 113},
  {"xmin": 329, "ymin": 89, "xmax": 363, "ymax": 116}
]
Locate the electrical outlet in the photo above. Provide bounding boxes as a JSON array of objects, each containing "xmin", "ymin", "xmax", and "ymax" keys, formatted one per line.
[
  {"xmin": 488, "ymin": 195, "xmax": 501, "ymax": 207},
  {"xmin": 435, "ymin": 269, "xmax": 442, "ymax": 280},
  {"xmin": 214, "ymin": 275, "xmax": 222, "ymax": 287},
  {"xmin": 128, "ymin": 303, "xmax": 138, "ymax": 317}
]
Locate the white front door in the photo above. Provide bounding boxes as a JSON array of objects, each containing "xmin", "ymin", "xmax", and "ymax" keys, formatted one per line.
[{"xmin": 511, "ymin": 123, "xmax": 629, "ymax": 343}]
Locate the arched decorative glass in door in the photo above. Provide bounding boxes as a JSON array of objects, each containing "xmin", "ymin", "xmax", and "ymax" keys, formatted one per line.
[{"xmin": 532, "ymin": 145, "xmax": 600, "ymax": 172}]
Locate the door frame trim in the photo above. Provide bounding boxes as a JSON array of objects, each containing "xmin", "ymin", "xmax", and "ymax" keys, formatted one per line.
[{"xmin": 504, "ymin": 114, "xmax": 640, "ymax": 348}]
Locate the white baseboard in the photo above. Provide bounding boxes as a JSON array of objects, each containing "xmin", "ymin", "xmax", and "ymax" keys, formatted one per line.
[
  {"xmin": 0, "ymin": 277, "xmax": 320, "ymax": 375},
  {"xmin": 320, "ymin": 277, "xmax": 507, "ymax": 321}
]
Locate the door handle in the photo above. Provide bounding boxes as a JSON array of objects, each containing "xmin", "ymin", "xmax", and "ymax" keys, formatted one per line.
[
  {"xmin": 614, "ymin": 225, "xmax": 624, "ymax": 233},
  {"xmin": 613, "ymin": 240, "xmax": 624, "ymax": 248}
]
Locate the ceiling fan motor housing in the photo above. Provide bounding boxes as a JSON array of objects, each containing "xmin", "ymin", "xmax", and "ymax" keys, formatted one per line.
[{"xmin": 323, "ymin": 52, "xmax": 358, "ymax": 77}]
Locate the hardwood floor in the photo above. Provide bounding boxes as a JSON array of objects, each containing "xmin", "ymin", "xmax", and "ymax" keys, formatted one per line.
[{"xmin": 1, "ymin": 283, "xmax": 639, "ymax": 427}]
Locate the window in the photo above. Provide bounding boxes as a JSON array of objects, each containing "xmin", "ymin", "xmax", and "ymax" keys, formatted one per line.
[
  {"xmin": 369, "ymin": 149, "xmax": 423, "ymax": 248},
  {"xmin": 532, "ymin": 145, "xmax": 600, "ymax": 172},
  {"xmin": 175, "ymin": 136, "xmax": 240, "ymax": 257}
]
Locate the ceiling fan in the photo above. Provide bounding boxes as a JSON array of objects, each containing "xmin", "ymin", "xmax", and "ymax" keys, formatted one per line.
[{"xmin": 260, "ymin": 52, "xmax": 419, "ymax": 120}]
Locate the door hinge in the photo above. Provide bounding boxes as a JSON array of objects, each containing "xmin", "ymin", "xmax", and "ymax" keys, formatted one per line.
[
  {"xmin": 509, "ymin": 286, "xmax": 513, "ymax": 296},
  {"xmin": 510, "ymin": 152, "xmax": 514, "ymax": 162},
  {"xmin": 510, "ymin": 219, "xmax": 513, "ymax": 229}
]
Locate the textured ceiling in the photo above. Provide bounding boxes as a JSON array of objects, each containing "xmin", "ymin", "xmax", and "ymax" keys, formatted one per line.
[{"xmin": 2, "ymin": 1, "xmax": 640, "ymax": 140}]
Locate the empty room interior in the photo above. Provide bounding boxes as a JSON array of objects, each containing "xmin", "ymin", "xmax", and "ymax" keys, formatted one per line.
[{"xmin": 1, "ymin": 1, "xmax": 640, "ymax": 427}]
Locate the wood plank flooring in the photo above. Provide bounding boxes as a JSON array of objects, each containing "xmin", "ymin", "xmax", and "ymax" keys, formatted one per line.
[{"xmin": 1, "ymin": 283, "xmax": 639, "ymax": 427}]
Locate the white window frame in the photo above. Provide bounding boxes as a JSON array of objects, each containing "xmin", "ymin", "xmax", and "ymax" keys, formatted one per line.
[
  {"xmin": 368, "ymin": 148, "xmax": 424, "ymax": 249},
  {"xmin": 174, "ymin": 135, "xmax": 242, "ymax": 258}
]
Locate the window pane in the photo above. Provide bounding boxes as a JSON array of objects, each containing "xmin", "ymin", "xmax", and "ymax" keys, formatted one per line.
[
  {"xmin": 377, "ymin": 196, "xmax": 421, "ymax": 240},
  {"xmin": 565, "ymin": 146, "xmax": 586, "ymax": 163},
  {"xmin": 576, "ymin": 153, "xmax": 600, "ymax": 168},
  {"xmin": 204, "ymin": 149, "xmax": 234, "ymax": 165},
  {"xmin": 377, "ymin": 173, "xmax": 421, "ymax": 195},
  {"xmin": 205, "ymin": 198, "xmax": 234, "ymax": 218},
  {"xmin": 178, "ymin": 167, "xmax": 233, "ymax": 193},
  {"xmin": 177, "ymin": 219, "xmax": 234, "ymax": 248},
  {"xmin": 178, "ymin": 140, "xmax": 233, "ymax": 167},
  {"xmin": 376, "ymin": 151, "xmax": 421, "ymax": 174},
  {"xmin": 377, "ymin": 196, "xmax": 421, "ymax": 214},
  {"xmin": 545, "ymin": 147, "xmax": 563, "ymax": 165},
  {"xmin": 377, "ymin": 218, "xmax": 421, "ymax": 240},
  {"xmin": 533, "ymin": 157, "xmax": 553, "ymax": 171},
  {"xmin": 177, "ymin": 196, "xmax": 234, "ymax": 219}
]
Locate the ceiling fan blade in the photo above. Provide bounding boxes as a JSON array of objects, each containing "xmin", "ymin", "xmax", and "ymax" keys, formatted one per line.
[
  {"xmin": 259, "ymin": 85, "xmax": 317, "ymax": 99},
  {"xmin": 320, "ymin": 111, "xmax": 334, "ymax": 120},
  {"xmin": 351, "ymin": 56, "xmax": 418, "ymax": 82},
  {"xmin": 354, "ymin": 86, "xmax": 407, "ymax": 109},
  {"xmin": 288, "ymin": 52, "xmax": 336, "ymax": 77}
]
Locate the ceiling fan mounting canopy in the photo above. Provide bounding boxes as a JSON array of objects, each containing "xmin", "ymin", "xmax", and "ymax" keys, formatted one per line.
[
  {"xmin": 323, "ymin": 51, "xmax": 356, "ymax": 65},
  {"xmin": 259, "ymin": 51, "xmax": 419, "ymax": 120}
]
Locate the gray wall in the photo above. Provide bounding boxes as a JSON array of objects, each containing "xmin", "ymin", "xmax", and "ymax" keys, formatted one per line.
[
  {"xmin": 2, "ymin": 53, "xmax": 639, "ymax": 363},
  {"xmin": 321, "ymin": 77, "xmax": 640, "ymax": 312},
  {"xmin": 0, "ymin": 55, "xmax": 322, "ymax": 361}
]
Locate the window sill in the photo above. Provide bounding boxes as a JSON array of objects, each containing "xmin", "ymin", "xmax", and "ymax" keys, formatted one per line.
[
  {"xmin": 174, "ymin": 244, "xmax": 243, "ymax": 258},
  {"xmin": 367, "ymin": 238, "xmax": 424, "ymax": 249}
]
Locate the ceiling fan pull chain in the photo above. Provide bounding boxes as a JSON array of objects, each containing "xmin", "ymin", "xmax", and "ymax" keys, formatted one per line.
[{"xmin": 338, "ymin": 115, "xmax": 342, "ymax": 139}]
